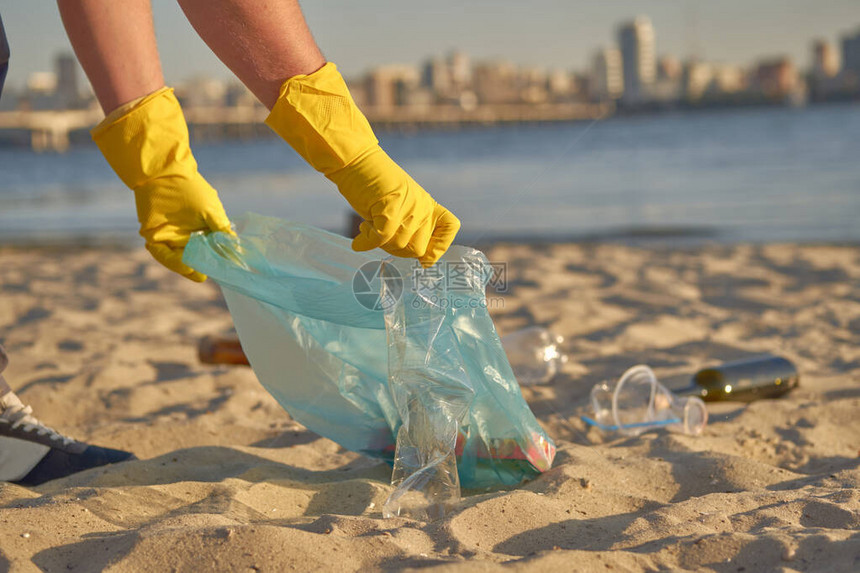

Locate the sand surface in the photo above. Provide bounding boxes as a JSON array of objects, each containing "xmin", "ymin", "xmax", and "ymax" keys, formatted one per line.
[{"xmin": 0, "ymin": 241, "xmax": 859, "ymax": 572}]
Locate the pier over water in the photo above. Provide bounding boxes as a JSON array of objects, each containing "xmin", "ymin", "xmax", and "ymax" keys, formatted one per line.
[{"xmin": 0, "ymin": 102, "xmax": 612, "ymax": 152}]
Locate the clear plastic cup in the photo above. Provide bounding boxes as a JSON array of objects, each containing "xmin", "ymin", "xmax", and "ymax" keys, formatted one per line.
[{"xmin": 587, "ymin": 365, "xmax": 708, "ymax": 436}]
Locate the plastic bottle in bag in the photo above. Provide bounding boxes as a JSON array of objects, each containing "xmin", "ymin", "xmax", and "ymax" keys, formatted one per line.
[{"xmin": 502, "ymin": 327, "xmax": 567, "ymax": 386}]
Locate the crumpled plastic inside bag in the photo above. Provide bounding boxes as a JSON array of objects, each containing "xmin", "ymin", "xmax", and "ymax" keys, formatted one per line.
[{"xmin": 184, "ymin": 213, "xmax": 555, "ymax": 519}]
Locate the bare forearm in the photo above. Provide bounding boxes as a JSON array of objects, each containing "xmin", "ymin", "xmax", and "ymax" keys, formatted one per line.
[
  {"xmin": 57, "ymin": 0, "xmax": 164, "ymax": 114},
  {"xmin": 177, "ymin": 0, "xmax": 325, "ymax": 109}
]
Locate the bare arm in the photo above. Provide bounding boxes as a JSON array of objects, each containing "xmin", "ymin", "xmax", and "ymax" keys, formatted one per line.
[
  {"xmin": 57, "ymin": 0, "xmax": 164, "ymax": 113},
  {"xmin": 178, "ymin": 0, "xmax": 459, "ymax": 265},
  {"xmin": 176, "ymin": 0, "xmax": 325, "ymax": 109}
]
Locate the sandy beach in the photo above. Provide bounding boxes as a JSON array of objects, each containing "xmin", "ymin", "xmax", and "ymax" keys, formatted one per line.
[{"xmin": 1, "ymin": 239, "xmax": 859, "ymax": 572}]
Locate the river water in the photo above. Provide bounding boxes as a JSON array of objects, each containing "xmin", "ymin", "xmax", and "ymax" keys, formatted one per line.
[{"xmin": 0, "ymin": 103, "xmax": 858, "ymax": 245}]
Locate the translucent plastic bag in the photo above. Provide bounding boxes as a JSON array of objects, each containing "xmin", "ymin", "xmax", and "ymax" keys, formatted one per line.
[{"xmin": 184, "ymin": 213, "xmax": 555, "ymax": 517}]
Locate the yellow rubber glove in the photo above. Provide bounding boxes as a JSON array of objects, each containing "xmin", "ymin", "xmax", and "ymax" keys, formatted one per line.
[
  {"xmin": 265, "ymin": 62, "xmax": 460, "ymax": 267},
  {"xmin": 91, "ymin": 88, "xmax": 232, "ymax": 282}
]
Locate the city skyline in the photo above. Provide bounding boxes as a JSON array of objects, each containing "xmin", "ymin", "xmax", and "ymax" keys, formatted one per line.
[{"xmin": 1, "ymin": 1, "xmax": 859, "ymax": 91}]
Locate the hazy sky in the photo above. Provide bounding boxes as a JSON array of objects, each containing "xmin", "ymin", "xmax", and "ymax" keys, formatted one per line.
[{"xmin": 2, "ymin": 1, "xmax": 859, "ymax": 90}]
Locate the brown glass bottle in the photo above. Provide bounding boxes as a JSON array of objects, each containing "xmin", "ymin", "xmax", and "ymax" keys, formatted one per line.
[
  {"xmin": 678, "ymin": 355, "xmax": 799, "ymax": 402},
  {"xmin": 197, "ymin": 335, "xmax": 250, "ymax": 366}
]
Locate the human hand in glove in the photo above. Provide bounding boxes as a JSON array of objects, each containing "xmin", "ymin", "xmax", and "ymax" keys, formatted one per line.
[
  {"xmin": 91, "ymin": 88, "xmax": 233, "ymax": 282},
  {"xmin": 265, "ymin": 62, "xmax": 460, "ymax": 267}
]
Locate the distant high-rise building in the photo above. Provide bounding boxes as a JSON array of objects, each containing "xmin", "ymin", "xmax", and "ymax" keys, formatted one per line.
[
  {"xmin": 682, "ymin": 61, "xmax": 713, "ymax": 100},
  {"xmin": 711, "ymin": 65, "xmax": 746, "ymax": 94},
  {"xmin": 809, "ymin": 40, "xmax": 842, "ymax": 102},
  {"xmin": 27, "ymin": 72, "xmax": 57, "ymax": 94},
  {"xmin": 591, "ymin": 48, "xmax": 623, "ymax": 100},
  {"xmin": 812, "ymin": 40, "xmax": 839, "ymax": 78},
  {"xmin": 224, "ymin": 82, "xmax": 257, "ymax": 108},
  {"xmin": 657, "ymin": 56, "xmax": 682, "ymax": 82},
  {"xmin": 473, "ymin": 60, "xmax": 518, "ymax": 105},
  {"xmin": 448, "ymin": 51, "xmax": 472, "ymax": 89},
  {"xmin": 518, "ymin": 66, "xmax": 548, "ymax": 104},
  {"xmin": 422, "ymin": 57, "xmax": 450, "ymax": 97},
  {"xmin": 547, "ymin": 69, "xmax": 575, "ymax": 101},
  {"xmin": 751, "ymin": 57, "xmax": 798, "ymax": 100},
  {"xmin": 841, "ymin": 28, "xmax": 860, "ymax": 74},
  {"xmin": 365, "ymin": 65, "xmax": 420, "ymax": 110},
  {"xmin": 55, "ymin": 53, "xmax": 79, "ymax": 109},
  {"xmin": 618, "ymin": 16, "xmax": 656, "ymax": 104},
  {"xmin": 366, "ymin": 68, "xmax": 397, "ymax": 110}
]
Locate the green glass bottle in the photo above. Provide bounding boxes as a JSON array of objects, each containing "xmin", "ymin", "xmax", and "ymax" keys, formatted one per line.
[{"xmin": 678, "ymin": 355, "xmax": 799, "ymax": 402}]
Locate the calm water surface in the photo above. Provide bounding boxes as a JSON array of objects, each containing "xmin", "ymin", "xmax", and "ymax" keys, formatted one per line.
[{"xmin": 0, "ymin": 103, "xmax": 858, "ymax": 245}]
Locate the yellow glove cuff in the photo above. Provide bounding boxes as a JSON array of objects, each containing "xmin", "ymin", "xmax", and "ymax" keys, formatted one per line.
[
  {"xmin": 264, "ymin": 62, "xmax": 378, "ymax": 175},
  {"xmin": 91, "ymin": 88, "xmax": 198, "ymax": 190},
  {"xmin": 97, "ymin": 88, "xmax": 168, "ymax": 128}
]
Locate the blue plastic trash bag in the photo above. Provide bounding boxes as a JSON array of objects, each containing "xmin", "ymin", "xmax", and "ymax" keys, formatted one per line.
[{"xmin": 184, "ymin": 213, "xmax": 555, "ymax": 514}]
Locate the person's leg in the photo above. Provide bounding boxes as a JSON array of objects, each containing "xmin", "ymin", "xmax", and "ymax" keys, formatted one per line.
[
  {"xmin": 0, "ymin": 343, "xmax": 11, "ymax": 396},
  {"xmin": 176, "ymin": 0, "xmax": 325, "ymax": 109},
  {"xmin": 0, "ymin": 12, "xmax": 10, "ymax": 100},
  {"xmin": 57, "ymin": 0, "xmax": 164, "ymax": 113}
]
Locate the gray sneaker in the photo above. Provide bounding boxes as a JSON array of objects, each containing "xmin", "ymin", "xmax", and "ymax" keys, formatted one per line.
[
  {"xmin": 0, "ymin": 343, "xmax": 136, "ymax": 486},
  {"xmin": 0, "ymin": 390, "xmax": 137, "ymax": 486}
]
